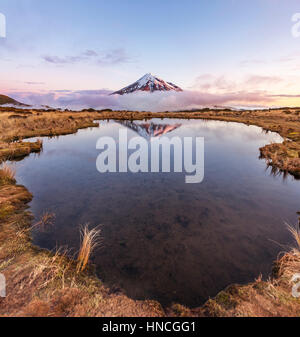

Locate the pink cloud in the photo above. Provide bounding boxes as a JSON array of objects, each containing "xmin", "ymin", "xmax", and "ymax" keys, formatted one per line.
[
  {"xmin": 7, "ymin": 89, "xmax": 274, "ymax": 112},
  {"xmin": 245, "ymin": 75, "xmax": 283, "ymax": 86},
  {"xmin": 191, "ymin": 74, "xmax": 284, "ymax": 94}
]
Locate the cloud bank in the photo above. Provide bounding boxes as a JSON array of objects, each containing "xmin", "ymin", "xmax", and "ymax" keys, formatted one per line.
[{"xmin": 8, "ymin": 89, "xmax": 275, "ymax": 112}]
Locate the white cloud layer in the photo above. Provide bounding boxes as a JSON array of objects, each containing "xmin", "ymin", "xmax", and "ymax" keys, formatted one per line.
[{"xmin": 9, "ymin": 89, "xmax": 274, "ymax": 112}]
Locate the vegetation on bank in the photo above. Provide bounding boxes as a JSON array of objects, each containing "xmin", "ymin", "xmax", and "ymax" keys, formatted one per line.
[
  {"xmin": 0, "ymin": 108, "xmax": 99, "ymax": 163},
  {"xmin": 2, "ymin": 106, "xmax": 298, "ymax": 177},
  {"xmin": 0, "ymin": 176, "xmax": 164, "ymax": 316},
  {"xmin": 0, "ymin": 106, "xmax": 299, "ymax": 316}
]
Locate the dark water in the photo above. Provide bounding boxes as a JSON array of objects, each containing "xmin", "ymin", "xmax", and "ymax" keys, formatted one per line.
[{"xmin": 14, "ymin": 119, "xmax": 300, "ymax": 307}]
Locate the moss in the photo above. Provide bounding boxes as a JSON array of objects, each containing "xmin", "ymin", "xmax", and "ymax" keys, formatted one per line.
[
  {"xmin": 253, "ymin": 281, "xmax": 268, "ymax": 295},
  {"xmin": 236, "ymin": 286, "xmax": 252, "ymax": 301},
  {"xmin": 0, "ymin": 176, "xmax": 16, "ymax": 186},
  {"xmin": 202, "ymin": 299, "xmax": 227, "ymax": 317},
  {"xmin": 170, "ymin": 303, "xmax": 190, "ymax": 317},
  {"xmin": 215, "ymin": 291, "xmax": 238, "ymax": 309},
  {"xmin": 0, "ymin": 204, "xmax": 15, "ymax": 220}
]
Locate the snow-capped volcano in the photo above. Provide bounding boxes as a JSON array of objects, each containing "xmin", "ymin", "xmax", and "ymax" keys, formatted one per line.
[{"xmin": 111, "ymin": 73, "xmax": 183, "ymax": 95}]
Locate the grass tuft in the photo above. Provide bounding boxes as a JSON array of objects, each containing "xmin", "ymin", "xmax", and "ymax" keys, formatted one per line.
[
  {"xmin": 276, "ymin": 224, "xmax": 300, "ymax": 280},
  {"xmin": 287, "ymin": 224, "xmax": 300, "ymax": 250},
  {"xmin": 0, "ymin": 163, "xmax": 16, "ymax": 185},
  {"xmin": 76, "ymin": 225, "xmax": 101, "ymax": 273},
  {"xmin": 28, "ymin": 248, "xmax": 72, "ymax": 290}
]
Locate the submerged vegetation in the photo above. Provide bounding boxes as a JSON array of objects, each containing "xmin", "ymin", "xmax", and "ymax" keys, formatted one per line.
[{"xmin": 0, "ymin": 106, "xmax": 299, "ymax": 316}]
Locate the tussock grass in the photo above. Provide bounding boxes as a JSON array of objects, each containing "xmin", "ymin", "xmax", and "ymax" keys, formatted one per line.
[
  {"xmin": 28, "ymin": 248, "xmax": 73, "ymax": 290},
  {"xmin": 0, "ymin": 163, "xmax": 16, "ymax": 184},
  {"xmin": 276, "ymin": 224, "xmax": 300, "ymax": 280},
  {"xmin": 76, "ymin": 225, "xmax": 101, "ymax": 273},
  {"xmin": 287, "ymin": 224, "xmax": 300, "ymax": 250},
  {"xmin": 0, "ymin": 110, "xmax": 98, "ymax": 143}
]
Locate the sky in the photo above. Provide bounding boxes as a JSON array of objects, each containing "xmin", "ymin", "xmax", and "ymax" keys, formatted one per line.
[{"xmin": 0, "ymin": 0, "xmax": 300, "ymax": 110}]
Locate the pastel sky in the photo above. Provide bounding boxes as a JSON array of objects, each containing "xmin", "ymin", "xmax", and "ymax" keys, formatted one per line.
[{"xmin": 1, "ymin": 0, "xmax": 300, "ymax": 110}]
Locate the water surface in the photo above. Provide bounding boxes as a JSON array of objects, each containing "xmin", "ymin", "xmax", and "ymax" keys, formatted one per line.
[{"xmin": 14, "ymin": 119, "xmax": 300, "ymax": 307}]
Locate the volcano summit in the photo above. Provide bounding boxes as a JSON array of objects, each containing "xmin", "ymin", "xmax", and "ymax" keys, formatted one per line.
[{"xmin": 111, "ymin": 73, "xmax": 183, "ymax": 95}]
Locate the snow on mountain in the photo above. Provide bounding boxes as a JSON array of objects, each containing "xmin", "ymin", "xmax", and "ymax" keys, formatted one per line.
[{"xmin": 111, "ymin": 73, "xmax": 183, "ymax": 95}]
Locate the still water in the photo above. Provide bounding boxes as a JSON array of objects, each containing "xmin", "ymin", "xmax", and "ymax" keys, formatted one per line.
[{"xmin": 14, "ymin": 119, "xmax": 300, "ymax": 307}]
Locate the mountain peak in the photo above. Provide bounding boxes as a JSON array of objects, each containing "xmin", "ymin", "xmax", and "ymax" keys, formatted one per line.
[{"xmin": 111, "ymin": 73, "xmax": 183, "ymax": 95}]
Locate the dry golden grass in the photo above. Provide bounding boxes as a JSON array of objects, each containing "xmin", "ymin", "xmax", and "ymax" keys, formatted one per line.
[
  {"xmin": 287, "ymin": 224, "xmax": 300, "ymax": 250},
  {"xmin": 0, "ymin": 163, "xmax": 16, "ymax": 184},
  {"xmin": 28, "ymin": 248, "xmax": 72, "ymax": 290},
  {"xmin": 0, "ymin": 109, "xmax": 98, "ymax": 162},
  {"xmin": 76, "ymin": 225, "xmax": 101, "ymax": 273},
  {"xmin": 0, "ymin": 110, "xmax": 99, "ymax": 143},
  {"xmin": 275, "ymin": 224, "xmax": 300, "ymax": 282},
  {"xmin": 0, "ymin": 106, "xmax": 299, "ymax": 177}
]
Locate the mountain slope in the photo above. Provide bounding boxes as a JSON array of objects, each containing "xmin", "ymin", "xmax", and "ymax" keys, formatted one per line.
[
  {"xmin": 0, "ymin": 94, "xmax": 28, "ymax": 107},
  {"xmin": 111, "ymin": 73, "xmax": 183, "ymax": 95}
]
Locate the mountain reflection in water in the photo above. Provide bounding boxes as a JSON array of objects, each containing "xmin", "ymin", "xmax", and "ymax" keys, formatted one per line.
[{"xmin": 117, "ymin": 120, "xmax": 182, "ymax": 138}]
